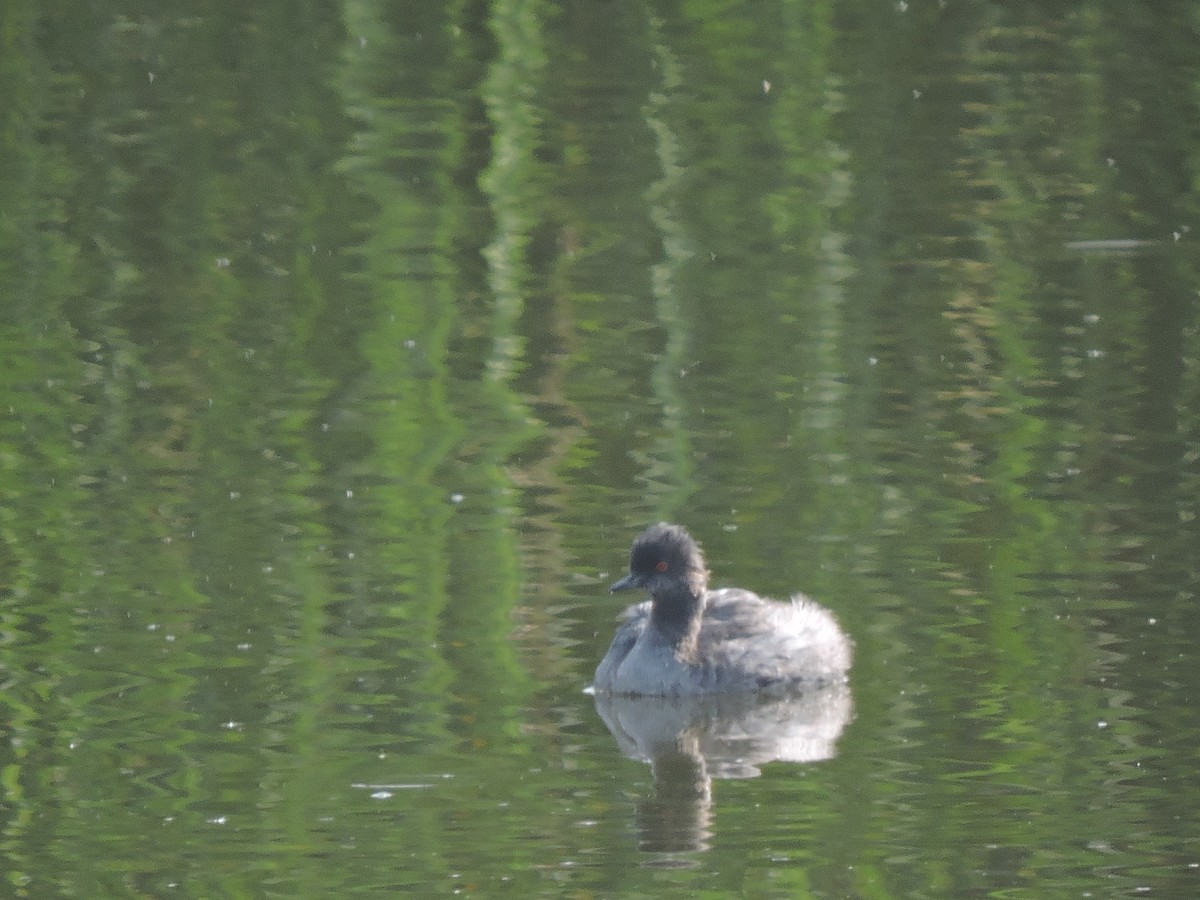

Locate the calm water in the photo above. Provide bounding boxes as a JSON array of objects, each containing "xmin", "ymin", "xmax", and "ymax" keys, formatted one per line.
[{"xmin": 4, "ymin": 1, "xmax": 1200, "ymax": 896}]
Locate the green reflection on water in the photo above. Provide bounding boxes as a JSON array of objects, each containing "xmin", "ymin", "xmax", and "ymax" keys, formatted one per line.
[{"xmin": 2, "ymin": 0, "xmax": 1200, "ymax": 897}]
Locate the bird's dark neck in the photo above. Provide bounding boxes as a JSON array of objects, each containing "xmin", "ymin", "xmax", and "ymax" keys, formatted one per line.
[{"xmin": 650, "ymin": 583, "xmax": 705, "ymax": 654}]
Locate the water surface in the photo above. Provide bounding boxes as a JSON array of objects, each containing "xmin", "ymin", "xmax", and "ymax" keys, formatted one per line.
[{"xmin": 3, "ymin": 1, "xmax": 1199, "ymax": 896}]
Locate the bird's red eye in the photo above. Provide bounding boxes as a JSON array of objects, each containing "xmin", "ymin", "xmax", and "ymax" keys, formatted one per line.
[{"xmin": 655, "ymin": 560, "xmax": 669, "ymax": 573}]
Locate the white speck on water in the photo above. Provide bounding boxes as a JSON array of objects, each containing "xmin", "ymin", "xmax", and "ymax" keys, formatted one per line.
[
  {"xmin": 762, "ymin": 79, "xmax": 771, "ymax": 94},
  {"xmin": 371, "ymin": 791, "xmax": 393, "ymax": 800},
  {"xmin": 215, "ymin": 257, "xmax": 231, "ymax": 268},
  {"xmin": 223, "ymin": 721, "xmax": 243, "ymax": 731},
  {"xmin": 1083, "ymin": 313, "xmax": 1100, "ymax": 324},
  {"xmin": 207, "ymin": 816, "xmax": 228, "ymax": 826},
  {"xmin": 147, "ymin": 623, "xmax": 160, "ymax": 631},
  {"xmin": 868, "ymin": 356, "xmax": 878, "ymax": 366},
  {"xmin": 229, "ymin": 491, "xmax": 240, "ymax": 500},
  {"xmin": 404, "ymin": 339, "xmax": 417, "ymax": 349},
  {"xmin": 346, "ymin": 489, "xmax": 353, "ymax": 499},
  {"xmin": 237, "ymin": 642, "xmax": 251, "ymax": 651},
  {"xmin": 450, "ymin": 493, "xmax": 465, "ymax": 504},
  {"xmin": 1087, "ymin": 349, "xmax": 1105, "ymax": 359},
  {"xmin": 1097, "ymin": 720, "xmax": 1108, "ymax": 729}
]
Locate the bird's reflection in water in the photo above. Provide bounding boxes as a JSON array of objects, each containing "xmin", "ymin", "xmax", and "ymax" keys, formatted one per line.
[{"xmin": 593, "ymin": 685, "xmax": 852, "ymax": 855}]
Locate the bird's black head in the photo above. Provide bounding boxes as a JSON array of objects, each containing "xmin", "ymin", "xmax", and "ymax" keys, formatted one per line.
[{"xmin": 610, "ymin": 522, "xmax": 708, "ymax": 597}]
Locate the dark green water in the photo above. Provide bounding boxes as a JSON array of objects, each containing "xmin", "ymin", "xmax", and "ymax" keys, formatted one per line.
[{"xmin": 3, "ymin": 1, "xmax": 1199, "ymax": 896}]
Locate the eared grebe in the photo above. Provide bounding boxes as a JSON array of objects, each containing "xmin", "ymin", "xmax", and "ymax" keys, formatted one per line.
[{"xmin": 592, "ymin": 523, "xmax": 852, "ymax": 696}]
